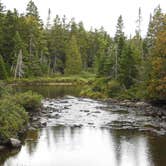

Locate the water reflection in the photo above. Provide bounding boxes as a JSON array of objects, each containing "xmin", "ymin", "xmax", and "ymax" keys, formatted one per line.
[
  {"xmin": 15, "ymin": 85, "xmax": 81, "ymax": 98},
  {"xmin": 4, "ymin": 127, "xmax": 156, "ymax": 166}
]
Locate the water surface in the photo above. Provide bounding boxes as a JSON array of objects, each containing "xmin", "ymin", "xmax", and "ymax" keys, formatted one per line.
[{"xmin": 0, "ymin": 85, "xmax": 165, "ymax": 166}]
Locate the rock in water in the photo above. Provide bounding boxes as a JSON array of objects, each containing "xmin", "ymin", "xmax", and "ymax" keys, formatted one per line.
[{"xmin": 8, "ymin": 138, "xmax": 21, "ymax": 148}]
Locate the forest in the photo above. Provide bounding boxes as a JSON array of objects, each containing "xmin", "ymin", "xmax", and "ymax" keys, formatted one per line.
[
  {"xmin": 0, "ymin": 0, "xmax": 165, "ymax": 101},
  {"xmin": 0, "ymin": 1, "xmax": 166, "ymax": 165}
]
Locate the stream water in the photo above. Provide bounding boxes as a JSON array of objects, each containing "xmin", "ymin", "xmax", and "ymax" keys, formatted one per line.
[{"xmin": 0, "ymin": 85, "xmax": 166, "ymax": 166}]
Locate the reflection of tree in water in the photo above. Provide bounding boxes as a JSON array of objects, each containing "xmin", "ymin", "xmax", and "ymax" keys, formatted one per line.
[
  {"xmin": 147, "ymin": 134, "xmax": 166, "ymax": 166},
  {"xmin": 110, "ymin": 129, "xmax": 150, "ymax": 166},
  {"xmin": 26, "ymin": 130, "xmax": 39, "ymax": 156},
  {"xmin": 51, "ymin": 126, "xmax": 66, "ymax": 143},
  {"xmin": 49, "ymin": 126, "xmax": 83, "ymax": 149},
  {"xmin": 15, "ymin": 86, "xmax": 81, "ymax": 98},
  {"xmin": 0, "ymin": 148, "xmax": 20, "ymax": 165},
  {"xmin": 108, "ymin": 129, "xmax": 122, "ymax": 166}
]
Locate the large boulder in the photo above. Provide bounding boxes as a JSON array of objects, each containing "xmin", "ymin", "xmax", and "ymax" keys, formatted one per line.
[{"xmin": 8, "ymin": 138, "xmax": 21, "ymax": 148}]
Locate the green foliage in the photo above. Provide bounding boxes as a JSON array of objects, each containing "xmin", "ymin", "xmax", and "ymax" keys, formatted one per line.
[
  {"xmin": 65, "ymin": 35, "xmax": 82, "ymax": 74},
  {"xmin": 80, "ymin": 78, "xmax": 122, "ymax": 99},
  {"xmin": 10, "ymin": 91, "xmax": 43, "ymax": 111},
  {"xmin": 0, "ymin": 83, "xmax": 13, "ymax": 97},
  {"xmin": 0, "ymin": 83, "xmax": 43, "ymax": 143},
  {"xmin": 0, "ymin": 55, "xmax": 8, "ymax": 79},
  {"xmin": 0, "ymin": 1, "xmax": 165, "ymax": 101},
  {"xmin": 118, "ymin": 43, "xmax": 138, "ymax": 88},
  {"xmin": 107, "ymin": 80, "xmax": 122, "ymax": 97},
  {"xmin": 0, "ymin": 98, "xmax": 28, "ymax": 142},
  {"xmin": 26, "ymin": 0, "xmax": 39, "ymax": 20}
]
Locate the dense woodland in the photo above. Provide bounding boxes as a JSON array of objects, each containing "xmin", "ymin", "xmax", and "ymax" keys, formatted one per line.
[{"xmin": 0, "ymin": 0, "xmax": 165, "ymax": 100}]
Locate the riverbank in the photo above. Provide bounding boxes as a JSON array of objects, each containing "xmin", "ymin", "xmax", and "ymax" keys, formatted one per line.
[
  {"xmin": 0, "ymin": 76, "xmax": 165, "ymax": 150},
  {"xmin": 0, "ymin": 84, "xmax": 43, "ymax": 149},
  {"xmin": 5, "ymin": 75, "xmax": 95, "ymax": 86}
]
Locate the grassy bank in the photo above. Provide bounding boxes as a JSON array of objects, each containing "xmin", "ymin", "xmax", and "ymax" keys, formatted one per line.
[
  {"xmin": 0, "ymin": 84, "xmax": 43, "ymax": 144},
  {"xmin": 80, "ymin": 77, "xmax": 148, "ymax": 100},
  {"xmin": 6, "ymin": 74, "xmax": 96, "ymax": 86}
]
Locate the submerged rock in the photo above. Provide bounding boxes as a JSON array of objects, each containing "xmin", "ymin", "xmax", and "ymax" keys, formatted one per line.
[
  {"xmin": 92, "ymin": 111, "xmax": 101, "ymax": 113},
  {"xmin": 40, "ymin": 118, "xmax": 47, "ymax": 127}
]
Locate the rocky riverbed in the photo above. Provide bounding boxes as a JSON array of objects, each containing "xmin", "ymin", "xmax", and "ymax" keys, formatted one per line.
[{"xmin": 29, "ymin": 96, "xmax": 166, "ymax": 136}]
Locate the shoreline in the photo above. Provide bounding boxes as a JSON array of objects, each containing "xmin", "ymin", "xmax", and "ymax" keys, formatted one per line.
[{"xmin": 0, "ymin": 97, "xmax": 166, "ymax": 152}]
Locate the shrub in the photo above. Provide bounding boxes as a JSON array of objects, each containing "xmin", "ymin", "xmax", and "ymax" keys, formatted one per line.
[
  {"xmin": 12, "ymin": 91, "xmax": 43, "ymax": 111},
  {"xmin": 0, "ymin": 99, "xmax": 28, "ymax": 142},
  {"xmin": 107, "ymin": 80, "xmax": 122, "ymax": 97}
]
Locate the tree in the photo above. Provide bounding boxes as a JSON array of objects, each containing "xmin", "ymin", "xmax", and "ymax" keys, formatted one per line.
[
  {"xmin": 144, "ymin": 6, "xmax": 163, "ymax": 57},
  {"xmin": 47, "ymin": 15, "xmax": 69, "ymax": 74},
  {"xmin": 46, "ymin": 8, "xmax": 51, "ymax": 29},
  {"xmin": 0, "ymin": 0, "xmax": 5, "ymax": 13},
  {"xmin": 118, "ymin": 43, "xmax": 138, "ymax": 88},
  {"xmin": 94, "ymin": 28, "xmax": 112, "ymax": 76},
  {"xmin": 1, "ymin": 10, "xmax": 19, "ymax": 66},
  {"xmin": 65, "ymin": 35, "xmax": 82, "ymax": 74},
  {"xmin": 26, "ymin": 0, "xmax": 39, "ymax": 20},
  {"xmin": 14, "ymin": 49, "xmax": 24, "ymax": 79},
  {"xmin": 0, "ymin": 0, "xmax": 5, "ymax": 55},
  {"xmin": 135, "ymin": 7, "xmax": 142, "ymax": 37},
  {"xmin": 114, "ymin": 15, "xmax": 126, "ymax": 79},
  {"xmin": 147, "ymin": 14, "xmax": 166, "ymax": 100},
  {"xmin": 0, "ymin": 55, "xmax": 7, "ymax": 79}
]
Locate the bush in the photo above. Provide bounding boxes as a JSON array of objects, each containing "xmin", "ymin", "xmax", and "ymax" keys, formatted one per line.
[
  {"xmin": 0, "ymin": 83, "xmax": 13, "ymax": 97},
  {"xmin": 107, "ymin": 80, "xmax": 122, "ymax": 97},
  {"xmin": 0, "ymin": 99, "xmax": 28, "ymax": 142},
  {"xmin": 11, "ymin": 91, "xmax": 43, "ymax": 111}
]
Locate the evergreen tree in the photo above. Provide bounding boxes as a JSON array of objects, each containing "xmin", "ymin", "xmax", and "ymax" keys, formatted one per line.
[
  {"xmin": 0, "ymin": 0, "xmax": 5, "ymax": 13},
  {"xmin": 47, "ymin": 15, "xmax": 68, "ymax": 74},
  {"xmin": 46, "ymin": 8, "xmax": 51, "ymax": 29},
  {"xmin": 65, "ymin": 35, "xmax": 82, "ymax": 74},
  {"xmin": 26, "ymin": 0, "xmax": 39, "ymax": 20},
  {"xmin": 144, "ymin": 6, "xmax": 163, "ymax": 57},
  {"xmin": 0, "ymin": 54, "xmax": 7, "ymax": 79},
  {"xmin": 114, "ymin": 15, "xmax": 126, "ymax": 79},
  {"xmin": 147, "ymin": 14, "xmax": 166, "ymax": 100},
  {"xmin": 118, "ymin": 43, "xmax": 138, "ymax": 88}
]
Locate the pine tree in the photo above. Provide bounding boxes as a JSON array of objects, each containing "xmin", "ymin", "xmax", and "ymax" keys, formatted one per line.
[
  {"xmin": 118, "ymin": 43, "xmax": 138, "ymax": 88},
  {"xmin": 26, "ymin": 0, "xmax": 40, "ymax": 20},
  {"xmin": 65, "ymin": 35, "xmax": 82, "ymax": 74},
  {"xmin": 144, "ymin": 5, "xmax": 163, "ymax": 57},
  {"xmin": 135, "ymin": 7, "xmax": 142, "ymax": 37},
  {"xmin": 114, "ymin": 15, "xmax": 126, "ymax": 79},
  {"xmin": 0, "ymin": 0, "xmax": 5, "ymax": 13},
  {"xmin": 0, "ymin": 54, "xmax": 8, "ymax": 79},
  {"xmin": 46, "ymin": 8, "xmax": 51, "ymax": 30}
]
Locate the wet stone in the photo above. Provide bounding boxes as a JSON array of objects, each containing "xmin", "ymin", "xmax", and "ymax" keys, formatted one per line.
[
  {"xmin": 41, "ymin": 97, "xmax": 166, "ymax": 136},
  {"xmin": 92, "ymin": 111, "xmax": 101, "ymax": 114}
]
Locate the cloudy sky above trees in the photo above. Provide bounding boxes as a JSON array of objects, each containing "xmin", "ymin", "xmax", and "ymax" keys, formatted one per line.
[{"xmin": 4, "ymin": 0, "xmax": 166, "ymax": 37}]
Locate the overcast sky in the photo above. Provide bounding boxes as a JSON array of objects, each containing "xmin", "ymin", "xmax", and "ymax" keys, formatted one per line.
[{"xmin": 3, "ymin": 0, "xmax": 166, "ymax": 37}]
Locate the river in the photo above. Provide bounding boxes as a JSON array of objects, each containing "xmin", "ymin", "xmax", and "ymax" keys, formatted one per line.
[{"xmin": 0, "ymin": 85, "xmax": 166, "ymax": 166}]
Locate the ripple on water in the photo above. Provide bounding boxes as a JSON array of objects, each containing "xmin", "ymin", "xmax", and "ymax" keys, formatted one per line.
[{"xmin": 42, "ymin": 97, "xmax": 166, "ymax": 135}]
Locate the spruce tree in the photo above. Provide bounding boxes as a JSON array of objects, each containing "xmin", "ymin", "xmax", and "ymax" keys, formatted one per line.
[
  {"xmin": 65, "ymin": 35, "xmax": 82, "ymax": 74},
  {"xmin": 114, "ymin": 15, "xmax": 126, "ymax": 79},
  {"xmin": 0, "ymin": 55, "xmax": 7, "ymax": 79},
  {"xmin": 26, "ymin": 0, "xmax": 39, "ymax": 20},
  {"xmin": 118, "ymin": 43, "xmax": 138, "ymax": 88}
]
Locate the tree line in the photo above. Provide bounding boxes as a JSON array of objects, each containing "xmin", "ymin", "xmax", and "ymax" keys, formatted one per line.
[{"xmin": 0, "ymin": 0, "xmax": 165, "ymax": 100}]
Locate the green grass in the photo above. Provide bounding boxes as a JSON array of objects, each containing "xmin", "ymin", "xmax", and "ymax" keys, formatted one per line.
[{"xmin": 6, "ymin": 73, "xmax": 96, "ymax": 86}]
